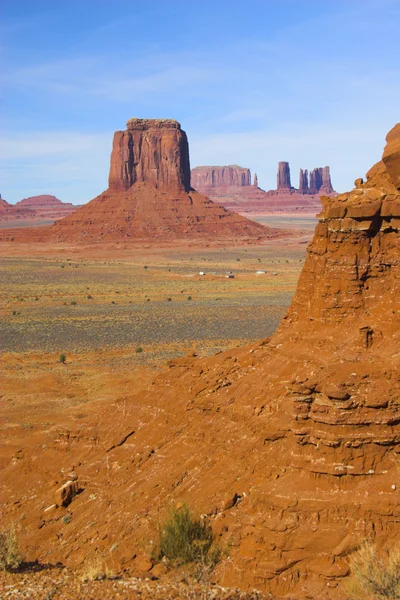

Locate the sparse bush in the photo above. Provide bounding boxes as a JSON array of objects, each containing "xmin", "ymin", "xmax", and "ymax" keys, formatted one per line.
[
  {"xmin": 348, "ymin": 542, "xmax": 400, "ymax": 600},
  {"xmin": 87, "ymin": 294, "xmax": 93, "ymax": 299},
  {"xmin": 0, "ymin": 527, "xmax": 23, "ymax": 571},
  {"xmin": 81, "ymin": 557, "xmax": 115, "ymax": 582},
  {"xmin": 167, "ymin": 297, "xmax": 172, "ymax": 301},
  {"xmin": 70, "ymin": 300, "xmax": 77, "ymax": 305},
  {"xmin": 154, "ymin": 504, "xmax": 220, "ymax": 568},
  {"xmin": 59, "ymin": 353, "xmax": 66, "ymax": 364},
  {"xmin": 187, "ymin": 296, "xmax": 192, "ymax": 301},
  {"xmin": 136, "ymin": 347, "xmax": 143, "ymax": 353}
]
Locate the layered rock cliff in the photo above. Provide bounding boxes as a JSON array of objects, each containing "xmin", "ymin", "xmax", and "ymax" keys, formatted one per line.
[
  {"xmin": 108, "ymin": 118, "xmax": 191, "ymax": 192},
  {"xmin": 191, "ymin": 165, "xmax": 251, "ymax": 189}
]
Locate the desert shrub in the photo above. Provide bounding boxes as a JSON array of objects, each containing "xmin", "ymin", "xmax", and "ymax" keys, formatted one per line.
[
  {"xmin": 0, "ymin": 527, "xmax": 23, "ymax": 571},
  {"xmin": 136, "ymin": 347, "xmax": 143, "ymax": 353},
  {"xmin": 348, "ymin": 543, "xmax": 400, "ymax": 600},
  {"xmin": 59, "ymin": 353, "xmax": 66, "ymax": 363},
  {"xmin": 81, "ymin": 557, "xmax": 115, "ymax": 582},
  {"xmin": 70, "ymin": 300, "xmax": 77, "ymax": 305},
  {"xmin": 187, "ymin": 296, "xmax": 192, "ymax": 301},
  {"xmin": 155, "ymin": 504, "xmax": 220, "ymax": 568}
]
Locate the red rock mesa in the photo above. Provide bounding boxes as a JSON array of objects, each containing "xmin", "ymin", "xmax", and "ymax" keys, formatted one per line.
[{"xmin": 15, "ymin": 119, "xmax": 273, "ymax": 243}]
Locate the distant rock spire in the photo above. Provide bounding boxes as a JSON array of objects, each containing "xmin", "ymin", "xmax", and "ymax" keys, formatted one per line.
[
  {"xmin": 319, "ymin": 166, "xmax": 334, "ymax": 193},
  {"xmin": 253, "ymin": 172, "xmax": 258, "ymax": 188},
  {"xmin": 299, "ymin": 169, "xmax": 309, "ymax": 194},
  {"xmin": 309, "ymin": 166, "xmax": 334, "ymax": 194},
  {"xmin": 277, "ymin": 162, "xmax": 291, "ymax": 190}
]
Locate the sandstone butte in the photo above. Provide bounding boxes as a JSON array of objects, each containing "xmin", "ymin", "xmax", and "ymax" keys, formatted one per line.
[
  {"xmin": 191, "ymin": 163, "xmax": 336, "ymax": 214},
  {"xmin": 0, "ymin": 119, "xmax": 279, "ymax": 244},
  {"xmin": 0, "ymin": 194, "xmax": 79, "ymax": 223},
  {"xmin": 1, "ymin": 123, "xmax": 399, "ymax": 598}
]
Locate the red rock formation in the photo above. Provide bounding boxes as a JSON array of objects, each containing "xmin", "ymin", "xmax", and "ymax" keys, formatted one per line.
[
  {"xmin": 2, "ymin": 119, "xmax": 274, "ymax": 243},
  {"xmin": 109, "ymin": 118, "xmax": 191, "ymax": 192},
  {"xmin": 309, "ymin": 166, "xmax": 334, "ymax": 194},
  {"xmin": 0, "ymin": 195, "xmax": 79, "ymax": 225},
  {"xmin": 253, "ymin": 173, "xmax": 258, "ymax": 188},
  {"xmin": 191, "ymin": 162, "xmax": 335, "ymax": 215},
  {"xmin": 382, "ymin": 122, "xmax": 400, "ymax": 189},
  {"xmin": 276, "ymin": 161, "xmax": 292, "ymax": 190},
  {"xmin": 298, "ymin": 168, "xmax": 309, "ymax": 193},
  {"xmin": 0, "ymin": 194, "xmax": 10, "ymax": 211},
  {"xmin": 2, "ymin": 124, "xmax": 398, "ymax": 599},
  {"xmin": 191, "ymin": 165, "xmax": 251, "ymax": 190}
]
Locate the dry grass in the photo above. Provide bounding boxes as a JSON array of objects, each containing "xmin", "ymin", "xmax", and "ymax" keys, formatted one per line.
[
  {"xmin": 348, "ymin": 543, "xmax": 400, "ymax": 600},
  {"xmin": 0, "ymin": 526, "xmax": 23, "ymax": 571},
  {"xmin": 81, "ymin": 557, "xmax": 115, "ymax": 582}
]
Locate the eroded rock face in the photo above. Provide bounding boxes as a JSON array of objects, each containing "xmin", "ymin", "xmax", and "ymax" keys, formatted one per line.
[
  {"xmin": 299, "ymin": 168, "xmax": 309, "ymax": 193},
  {"xmin": 277, "ymin": 161, "xmax": 292, "ymax": 190},
  {"xmin": 382, "ymin": 123, "xmax": 400, "ymax": 189},
  {"xmin": 191, "ymin": 165, "xmax": 251, "ymax": 189},
  {"xmin": 108, "ymin": 118, "xmax": 191, "ymax": 192}
]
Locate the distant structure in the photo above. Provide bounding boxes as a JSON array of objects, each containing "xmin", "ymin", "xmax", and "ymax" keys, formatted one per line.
[
  {"xmin": 298, "ymin": 166, "xmax": 334, "ymax": 195},
  {"xmin": 277, "ymin": 161, "xmax": 292, "ymax": 191},
  {"xmin": 299, "ymin": 169, "xmax": 309, "ymax": 194},
  {"xmin": 253, "ymin": 173, "xmax": 258, "ymax": 188}
]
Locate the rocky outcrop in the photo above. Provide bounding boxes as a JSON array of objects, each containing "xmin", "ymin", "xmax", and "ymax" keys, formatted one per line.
[
  {"xmin": 5, "ymin": 118, "xmax": 274, "ymax": 243},
  {"xmin": 253, "ymin": 173, "xmax": 258, "ymax": 188},
  {"xmin": 298, "ymin": 168, "xmax": 309, "ymax": 193},
  {"xmin": 0, "ymin": 195, "xmax": 79, "ymax": 225},
  {"xmin": 191, "ymin": 165, "xmax": 251, "ymax": 190},
  {"xmin": 277, "ymin": 161, "xmax": 292, "ymax": 190},
  {"xmin": 0, "ymin": 194, "xmax": 10, "ymax": 211},
  {"xmin": 109, "ymin": 118, "xmax": 191, "ymax": 192},
  {"xmin": 382, "ymin": 122, "xmax": 400, "ymax": 189},
  {"xmin": 309, "ymin": 166, "xmax": 334, "ymax": 194}
]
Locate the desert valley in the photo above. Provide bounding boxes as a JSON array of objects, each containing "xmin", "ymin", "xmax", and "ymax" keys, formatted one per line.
[{"xmin": 0, "ymin": 106, "xmax": 399, "ymax": 600}]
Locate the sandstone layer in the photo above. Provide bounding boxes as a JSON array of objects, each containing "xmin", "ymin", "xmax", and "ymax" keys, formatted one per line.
[
  {"xmin": 0, "ymin": 120, "xmax": 276, "ymax": 243},
  {"xmin": 1, "ymin": 125, "xmax": 399, "ymax": 598}
]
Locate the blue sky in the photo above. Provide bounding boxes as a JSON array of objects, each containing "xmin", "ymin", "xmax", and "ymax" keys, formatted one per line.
[{"xmin": 1, "ymin": 0, "xmax": 399, "ymax": 204}]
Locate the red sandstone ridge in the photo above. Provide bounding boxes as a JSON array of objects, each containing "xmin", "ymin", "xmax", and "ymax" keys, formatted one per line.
[
  {"xmin": 191, "ymin": 165, "xmax": 251, "ymax": 188},
  {"xmin": 2, "ymin": 118, "xmax": 274, "ymax": 244},
  {"xmin": 0, "ymin": 194, "xmax": 10, "ymax": 211},
  {"xmin": 190, "ymin": 162, "xmax": 336, "ymax": 215},
  {"xmin": 0, "ymin": 194, "xmax": 80, "ymax": 225},
  {"xmin": 2, "ymin": 125, "xmax": 399, "ymax": 599}
]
